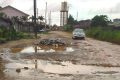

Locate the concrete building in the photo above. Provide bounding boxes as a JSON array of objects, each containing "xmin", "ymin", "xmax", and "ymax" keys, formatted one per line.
[
  {"xmin": 74, "ymin": 20, "xmax": 91, "ymax": 29},
  {"xmin": 109, "ymin": 19, "xmax": 120, "ymax": 28},
  {"xmin": 0, "ymin": 6, "xmax": 31, "ymax": 32},
  {"xmin": 60, "ymin": 2, "xmax": 68, "ymax": 27},
  {"xmin": 113, "ymin": 18, "xmax": 120, "ymax": 23},
  {"xmin": 0, "ymin": 5, "xmax": 29, "ymax": 18}
]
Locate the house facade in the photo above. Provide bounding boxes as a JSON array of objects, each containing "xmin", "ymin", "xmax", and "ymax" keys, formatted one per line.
[
  {"xmin": 0, "ymin": 5, "xmax": 29, "ymax": 18},
  {"xmin": 0, "ymin": 17, "xmax": 12, "ymax": 29},
  {"xmin": 0, "ymin": 6, "xmax": 34, "ymax": 32}
]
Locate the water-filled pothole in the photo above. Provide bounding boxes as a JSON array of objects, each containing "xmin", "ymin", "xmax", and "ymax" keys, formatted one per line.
[
  {"xmin": 4, "ymin": 59, "xmax": 120, "ymax": 76},
  {"xmin": 9, "ymin": 45, "xmax": 74, "ymax": 54}
]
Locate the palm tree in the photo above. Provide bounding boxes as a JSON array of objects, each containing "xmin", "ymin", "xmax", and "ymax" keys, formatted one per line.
[
  {"xmin": 11, "ymin": 16, "xmax": 23, "ymax": 31},
  {"xmin": 38, "ymin": 16, "xmax": 44, "ymax": 24},
  {"xmin": 20, "ymin": 16, "xmax": 28, "ymax": 22},
  {"xmin": 29, "ymin": 16, "xmax": 34, "ymax": 22}
]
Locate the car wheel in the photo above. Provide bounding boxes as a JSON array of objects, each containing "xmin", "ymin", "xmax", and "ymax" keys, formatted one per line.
[
  {"xmin": 72, "ymin": 37, "xmax": 75, "ymax": 39},
  {"xmin": 82, "ymin": 37, "xmax": 85, "ymax": 40}
]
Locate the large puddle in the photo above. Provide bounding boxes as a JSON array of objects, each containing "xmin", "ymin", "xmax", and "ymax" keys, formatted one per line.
[
  {"xmin": 1, "ymin": 44, "xmax": 120, "ymax": 79},
  {"xmin": 4, "ymin": 59, "xmax": 120, "ymax": 77},
  {"xmin": 9, "ymin": 45, "xmax": 74, "ymax": 53}
]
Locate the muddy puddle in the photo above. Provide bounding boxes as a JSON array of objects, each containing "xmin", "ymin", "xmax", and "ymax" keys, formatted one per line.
[
  {"xmin": 1, "ymin": 42, "xmax": 120, "ymax": 79},
  {"xmin": 8, "ymin": 45, "xmax": 75, "ymax": 53},
  {"xmin": 4, "ymin": 59, "xmax": 120, "ymax": 78}
]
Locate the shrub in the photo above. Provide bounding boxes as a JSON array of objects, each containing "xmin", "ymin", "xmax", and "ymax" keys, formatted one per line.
[
  {"xmin": 63, "ymin": 24, "xmax": 73, "ymax": 32},
  {"xmin": 86, "ymin": 27, "xmax": 120, "ymax": 44},
  {"xmin": 16, "ymin": 32, "xmax": 33, "ymax": 39},
  {"xmin": 0, "ymin": 38, "xmax": 7, "ymax": 44}
]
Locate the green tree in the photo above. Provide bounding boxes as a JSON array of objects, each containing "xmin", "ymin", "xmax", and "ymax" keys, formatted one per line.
[
  {"xmin": 64, "ymin": 15, "xmax": 78, "ymax": 32},
  {"xmin": 11, "ymin": 16, "xmax": 19, "ymax": 22},
  {"xmin": 64, "ymin": 24, "xmax": 73, "ymax": 32},
  {"xmin": 20, "ymin": 16, "xmax": 28, "ymax": 22},
  {"xmin": 0, "ymin": 12, "xmax": 7, "ymax": 18},
  {"xmin": 29, "ymin": 16, "xmax": 34, "ymax": 22},
  {"xmin": 38, "ymin": 16, "xmax": 44, "ymax": 24},
  {"xmin": 68, "ymin": 15, "xmax": 78, "ymax": 25},
  {"xmin": 91, "ymin": 15, "xmax": 109, "ymax": 27}
]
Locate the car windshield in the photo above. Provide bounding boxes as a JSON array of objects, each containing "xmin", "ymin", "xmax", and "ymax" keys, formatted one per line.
[{"xmin": 74, "ymin": 29, "xmax": 84, "ymax": 33}]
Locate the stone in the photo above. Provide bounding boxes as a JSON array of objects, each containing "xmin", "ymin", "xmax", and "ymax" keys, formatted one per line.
[
  {"xmin": 24, "ymin": 67, "xmax": 29, "ymax": 70},
  {"xmin": 16, "ymin": 69, "xmax": 21, "ymax": 73}
]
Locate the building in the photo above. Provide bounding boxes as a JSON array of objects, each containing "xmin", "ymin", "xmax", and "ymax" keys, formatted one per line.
[
  {"xmin": 108, "ymin": 18, "xmax": 120, "ymax": 28},
  {"xmin": 113, "ymin": 18, "xmax": 120, "ymax": 23},
  {"xmin": 74, "ymin": 20, "xmax": 91, "ymax": 29},
  {"xmin": 0, "ymin": 6, "xmax": 33, "ymax": 32},
  {"xmin": 0, "ymin": 5, "xmax": 29, "ymax": 18},
  {"xmin": 0, "ymin": 17, "xmax": 12, "ymax": 29}
]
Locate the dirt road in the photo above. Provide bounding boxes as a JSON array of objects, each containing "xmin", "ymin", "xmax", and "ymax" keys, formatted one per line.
[{"xmin": 0, "ymin": 31, "xmax": 120, "ymax": 80}]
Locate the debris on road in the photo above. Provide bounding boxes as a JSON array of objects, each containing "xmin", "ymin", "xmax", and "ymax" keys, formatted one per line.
[{"xmin": 39, "ymin": 38, "xmax": 66, "ymax": 46}]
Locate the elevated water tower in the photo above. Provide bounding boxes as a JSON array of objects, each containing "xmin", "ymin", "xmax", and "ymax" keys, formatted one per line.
[{"xmin": 60, "ymin": 2, "xmax": 68, "ymax": 26}]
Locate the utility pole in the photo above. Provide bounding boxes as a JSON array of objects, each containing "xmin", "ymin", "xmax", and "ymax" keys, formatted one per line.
[
  {"xmin": 76, "ymin": 11, "xmax": 78, "ymax": 21},
  {"xmin": 34, "ymin": 0, "xmax": 37, "ymax": 38},
  {"xmin": 45, "ymin": 2, "xmax": 47, "ymax": 28},
  {"xmin": 34, "ymin": 0, "xmax": 38, "ymax": 70},
  {"xmin": 37, "ymin": 8, "xmax": 38, "ymax": 20},
  {"xmin": 48, "ymin": 11, "xmax": 51, "ymax": 27}
]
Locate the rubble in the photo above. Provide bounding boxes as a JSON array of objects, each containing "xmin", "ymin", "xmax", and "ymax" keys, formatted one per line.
[{"xmin": 39, "ymin": 38, "xmax": 66, "ymax": 46}]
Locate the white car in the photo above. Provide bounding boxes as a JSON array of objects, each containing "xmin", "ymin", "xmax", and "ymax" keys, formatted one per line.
[{"xmin": 72, "ymin": 28, "xmax": 85, "ymax": 39}]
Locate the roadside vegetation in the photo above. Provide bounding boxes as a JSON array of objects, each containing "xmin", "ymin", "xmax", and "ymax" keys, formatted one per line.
[
  {"xmin": 64, "ymin": 14, "xmax": 120, "ymax": 44},
  {"xmin": 0, "ymin": 12, "xmax": 33, "ymax": 44},
  {"xmin": 86, "ymin": 15, "xmax": 120, "ymax": 44},
  {"xmin": 0, "ymin": 26, "xmax": 33, "ymax": 44},
  {"xmin": 86, "ymin": 27, "xmax": 120, "ymax": 44},
  {"xmin": 63, "ymin": 15, "xmax": 78, "ymax": 32}
]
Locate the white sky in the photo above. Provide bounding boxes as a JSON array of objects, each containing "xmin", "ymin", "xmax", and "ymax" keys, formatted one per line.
[{"xmin": 1, "ymin": 0, "xmax": 120, "ymax": 25}]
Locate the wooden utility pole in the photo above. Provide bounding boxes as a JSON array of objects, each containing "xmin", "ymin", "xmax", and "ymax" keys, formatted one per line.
[{"xmin": 34, "ymin": 0, "xmax": 37, "ymax": 38}]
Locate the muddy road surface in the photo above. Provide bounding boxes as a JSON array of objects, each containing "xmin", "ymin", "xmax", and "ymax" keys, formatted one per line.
[{"xmin": 0, "ymin": 31, "xmax": 120, "ymax": 80}]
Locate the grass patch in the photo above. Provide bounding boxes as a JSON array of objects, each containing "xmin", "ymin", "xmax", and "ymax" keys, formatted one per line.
[
  {"xmin": 0, "ymin": 38, "xmax": 7, "ymax": 44},
  {"xmin": 40, "ymin": 32, "xmax": 49, "ymax": 34},
  {"xmin": 86, "ymin": 27, "xmax": 120, "ymax": 44}
]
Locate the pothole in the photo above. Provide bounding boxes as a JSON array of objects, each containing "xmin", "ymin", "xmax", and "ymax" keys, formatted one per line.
[
  {"xmin": 1, "ymin": 38, "xmax": 75, "ymax": 54},
  {"xmin": 4, "ymin": 59, "xmax": 120, "ymax": 76},
  {"xmin": 93, "ymin": 71, "xmax": 119, "ymax": 74},
  {"xmin": 9, "ymin": 46, "xmax": 74, "ymax": 53}
]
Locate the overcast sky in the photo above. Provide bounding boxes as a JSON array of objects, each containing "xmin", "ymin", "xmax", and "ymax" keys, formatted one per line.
[{"xmin": 0, "ymin": 0, "xmax": 120, "ymax": 25}]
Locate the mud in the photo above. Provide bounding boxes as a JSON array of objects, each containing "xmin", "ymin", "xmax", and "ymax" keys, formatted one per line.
[{"xmin": 0, "ymin": 31, "xmax": 120, "ymax": 80}]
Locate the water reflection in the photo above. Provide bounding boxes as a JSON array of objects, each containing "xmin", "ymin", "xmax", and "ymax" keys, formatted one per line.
[
  {"xmin": 0, "ymin": 57, "xmax": 5, "ymax": 80},
  {"xmin": 34, "ymin": 46, "xmax": 38, "ymax": 69},
  {"xmin": 4, "ymin": 60, "xmax": 120, "ymax": 75},
  {"xmin": 10, "ymin": 45, "xmax": 74, "ymax": 53}
]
